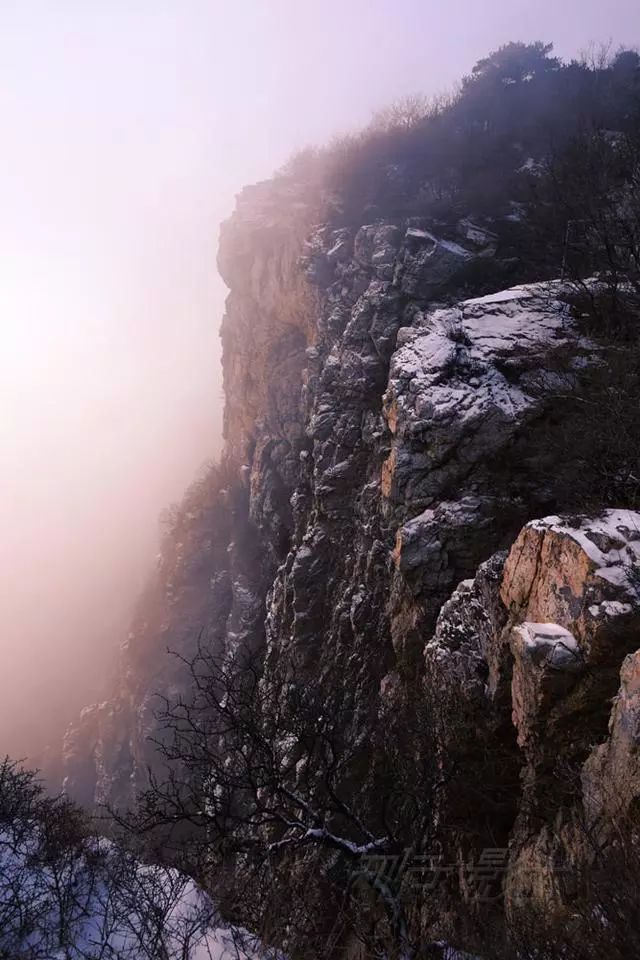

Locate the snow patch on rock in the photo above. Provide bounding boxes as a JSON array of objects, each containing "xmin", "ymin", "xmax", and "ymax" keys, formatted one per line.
[
  {"xmin": 528, "ymin": 510, "xmax": 640, "ymax": 592},
  {"xmin": 512, "ymin": 622, "xmax": 583, "ymax": 672},
  {"xmin": 383, "ymin": 281, "xmax": 582, "ymax": 510}
]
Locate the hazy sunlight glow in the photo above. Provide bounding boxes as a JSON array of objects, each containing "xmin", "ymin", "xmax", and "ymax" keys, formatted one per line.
[{"xmin": 1, "ymin": 0, "xmax": 638, "ymax": 761}]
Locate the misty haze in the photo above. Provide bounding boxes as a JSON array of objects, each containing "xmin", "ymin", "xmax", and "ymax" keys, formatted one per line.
[{"xmin": 2, "ymin": 2, "xmax": 640, "ymax": 958}]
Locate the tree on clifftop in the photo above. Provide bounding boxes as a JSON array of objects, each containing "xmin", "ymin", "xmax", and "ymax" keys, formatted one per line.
[{"xmin": 465, "ymin": 41, "xmax": 560, "ymax": 87}]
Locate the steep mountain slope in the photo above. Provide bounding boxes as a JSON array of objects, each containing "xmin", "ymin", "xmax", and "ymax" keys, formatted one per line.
[
  {"xmin": 63, "ymin": 190, "xmax": 588, "ymax": 805},
  {"xmin": 62, "ymin": 43, "xmax": 640, "ymax": 957}
]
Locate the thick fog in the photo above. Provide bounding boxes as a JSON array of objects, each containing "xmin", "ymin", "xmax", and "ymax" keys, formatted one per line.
[{"xmin": 1, "ymin": 0, "xmax": 637, "ymax": 763}]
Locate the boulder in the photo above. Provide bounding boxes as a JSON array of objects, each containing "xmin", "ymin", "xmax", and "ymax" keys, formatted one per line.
[
  {"xmin": 395, "ymin": 228, "xmax": 473, "ymax": 297},
  {"xmin": 353, "ymin": 223, "xmax": 401, "ymax": 279}
]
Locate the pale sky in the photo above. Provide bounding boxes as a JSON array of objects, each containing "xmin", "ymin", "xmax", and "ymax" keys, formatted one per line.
[{"xmin": 0, "ymin": 0, "xmax": 638, "ymax": 759}]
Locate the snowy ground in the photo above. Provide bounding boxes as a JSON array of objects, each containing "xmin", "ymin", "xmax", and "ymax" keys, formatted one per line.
[{"xmin": 0, "ymin": 827, "xmax": 266, "ymax": 960}]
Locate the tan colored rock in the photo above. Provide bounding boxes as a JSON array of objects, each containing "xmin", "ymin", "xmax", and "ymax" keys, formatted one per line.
[
  {"xmin": 582, "ymin": 648, "xmax": 640, "ymax": 823},
  {"xmin": 381, "ymin": 448, "xmax": 396, "ymax": 499},
  {"xmin": 427, "ymin": 509, "xmax": 640, "ymax": 927},
  {"xmin": 501, "ymin": 524, "xmax": 592, "ymax": 625},
  {"xmin": 510, "ymin": 622, "xmax": 584, "ymax": 748},
  {"xmin": 502, "ymin": 511, "xmax": 640, "ymax": 659}
]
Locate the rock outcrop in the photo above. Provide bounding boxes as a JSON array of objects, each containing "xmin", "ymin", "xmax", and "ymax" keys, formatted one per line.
[{"xmin": 426, "ymin": 509, "xmax": 640, "ymax": 928}]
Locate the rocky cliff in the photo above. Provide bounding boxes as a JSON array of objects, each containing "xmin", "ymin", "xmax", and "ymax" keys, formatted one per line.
[
  {"xmin": 426, "ymin": 510, "xmax": 640, "ymax": 944},
  {"xmin": 63, "ymin": 175, "xmax": 640, "ymax": 953}
]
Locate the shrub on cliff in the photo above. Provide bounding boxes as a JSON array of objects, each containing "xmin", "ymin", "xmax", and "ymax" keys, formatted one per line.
[
  {"xmin": 282, "ymin": 42, "xmax": 640, "ymax": 244},
  {"xmin": 0, "ymin": 756, "xmax": 255, "ymax": 959},
  {"xmin": 519, "ymin": 339, "xmax": 640, "ymax": 514},
  {"xmin": 117, "ymin": 642, "xmax": 446, "ymax": 959}
]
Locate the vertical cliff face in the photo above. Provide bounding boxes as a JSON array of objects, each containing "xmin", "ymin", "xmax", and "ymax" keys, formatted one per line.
[
  {"xmin": 62, "ymin": 173, "xmax": 581, "ymax": 805},
  {"xmin": 63, "ymin": 172, "xmax": 640, "ymax": 950}
]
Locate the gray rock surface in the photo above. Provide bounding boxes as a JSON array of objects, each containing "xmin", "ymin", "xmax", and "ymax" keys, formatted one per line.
[
  {"xmin": 60, "ymin": 177, "xmax": 640, "ymax": 949},
  {"xmin": 62, "ymin": 182, "xmax": 589, "ymax": 806}
]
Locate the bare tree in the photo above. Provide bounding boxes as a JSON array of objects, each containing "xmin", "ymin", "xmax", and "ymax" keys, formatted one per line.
[
  {"xmin": 115, "ymin": 643, "xmax": 444, "ymax": 959},
  {"xmin": 0, "ymin": 757, "xmax": 250, "ymax": 960},
  {"xmin": 530, "ymin": 123, "xmax": 640, "ymax": 337}
]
